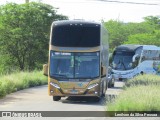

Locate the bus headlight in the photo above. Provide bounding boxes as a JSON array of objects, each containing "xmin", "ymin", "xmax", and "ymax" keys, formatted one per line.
[
  {"xmin": 87, "ymin": 83, "xmax": 98, "ymax": 90},
  {"xmin": 50, "ymin": 82, "xmax": 60, "ymax": 89}
]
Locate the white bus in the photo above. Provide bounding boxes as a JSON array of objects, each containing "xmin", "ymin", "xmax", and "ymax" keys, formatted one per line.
[{"xmin": 110, "ymin": 44, "xmax": 160, "ymax": 81}]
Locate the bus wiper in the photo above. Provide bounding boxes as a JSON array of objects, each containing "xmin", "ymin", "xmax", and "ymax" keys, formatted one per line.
[
  {"xmin": 52, "ymin": 74, "xmax": 67, "ymax": 78},
  {"xmin": 76, "ymin": 76, "xmax": 97, "ymax": 79}
]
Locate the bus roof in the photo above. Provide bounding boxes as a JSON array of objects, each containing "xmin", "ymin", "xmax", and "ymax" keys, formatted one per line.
[
  {"xmin": 115, "ymin": 44, "xmax": 160, "ymax": 52},
  {"xmin": 115, "ymin": 45, "xmax": 142, "ymax": 52},
  {"xmin": 142, "ymin": 45, "xmax": 160, "ymax": 50},
  {"xmin": 116, "ymin": 44, "xmax": 160, "ymax": 51},
  {"xmin": 51, "ymin": 20, "xmax": 102, "ymax": 47},
  {"xmin": 52, "ymin": 20, "xmax": 100, "ymax": 27}
]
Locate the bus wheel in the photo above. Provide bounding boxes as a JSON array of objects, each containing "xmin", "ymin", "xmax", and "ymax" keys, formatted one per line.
[
  {"xmin": 111, "ymin": 83, "xmax": 114, "ymax": 87},
  {"xmin": 94, "ymin": 97, "xmax": 100, "ymax": 102},
  {"xmin": 106, "ymin": 80, "xmax": 108, "ymax": 89},
  {"xmin": 102, "ymin": 93, "xmax": 105, "ymax": 97},
  {"xmin": 53, "ymin": 96, "xmax": 61, "ymax": 101},
  {"xmin": 101, "ymin": 82, "xmax": 106, "ymax": 97},
  {"xmin": 102, "ymin": 87, "xmax": 105, "ymax": 97},
  {"xmin": 108, "ymin": 81, "xmax": 112, "ymax": 88}
]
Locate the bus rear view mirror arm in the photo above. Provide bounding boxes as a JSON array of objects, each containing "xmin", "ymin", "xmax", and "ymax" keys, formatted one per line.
[
  {"xmin": 132, "ymin": 54, "xmax": 139, "ymax": 62},
  {"xmin": 43, "ymin": 64, "xmax": 48, "ymax": 76}
]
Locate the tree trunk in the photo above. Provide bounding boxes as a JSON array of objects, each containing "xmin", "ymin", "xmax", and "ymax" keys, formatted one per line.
[{"xmin": 25, "ymin": 0, "xmax": 29, "ymax": 3}]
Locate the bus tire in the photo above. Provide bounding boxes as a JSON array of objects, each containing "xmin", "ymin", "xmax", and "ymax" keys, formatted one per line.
[
  {"xmin": 108, "ymin": 81, "xmax": 112, "ymax": 88},
  {"xmin": 102, "ymin": 92, "xmax": 105, "ymax": 97},
  {"xmin": 106, "ymin": 80, "xmax": 108, "ymax": 89},
  {"xmin": 94, "ymin": 97, "xmax": 100, "ymax": 102},
  {"xmin": 101, "ymin": 83, "xmax": 106, "ymax": 97},
  {"xmin": 102, "ymin": 87, "xmax": 106, "ymax": 97},
  {"xmin": 53, "ymin": 96, "xmax": 61, "ymax": 101},
  {"xmin": 111, "ymin": 83, "xmax": 114, "ymax": 87}
]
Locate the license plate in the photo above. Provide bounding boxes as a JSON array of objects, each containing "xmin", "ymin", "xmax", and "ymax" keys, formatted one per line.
[{"xmin": 70, "ymin": 90, "xmax": 78, "ymax": 94}]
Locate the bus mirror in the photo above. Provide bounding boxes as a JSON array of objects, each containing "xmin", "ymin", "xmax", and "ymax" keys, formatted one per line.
[
  {"xmin": 43, "ymin": 64, "xmax": 48, "ymax": 76},
  {"xmin": 101, "ymin": 66, "xmax": 106, "ymax": 76},
  {"xmin": 109, "ymin": 53, "xmax": 113, "ymax": 64},
  {"xmin": 132, "ymin": 54, "xmax": 139, "ymax": 62}
]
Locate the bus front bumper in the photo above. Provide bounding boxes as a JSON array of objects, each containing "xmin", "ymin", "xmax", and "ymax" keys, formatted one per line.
[
  {"xmin": 113, "ymin": 74, "xmax": 132, "ymax": 81},
  {"xmin": 49, "ymin": 83, "xmax": 101, "ymax": 97}
]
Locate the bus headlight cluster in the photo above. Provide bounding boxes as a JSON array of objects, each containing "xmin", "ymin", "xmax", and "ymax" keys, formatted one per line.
[
  {"xmin": 50, "ymin": 82, "xmax": 60, "ymax": 89},
  {"xmin": 87, "ymin": 83, "xmax": 98, "ymax": 90}
]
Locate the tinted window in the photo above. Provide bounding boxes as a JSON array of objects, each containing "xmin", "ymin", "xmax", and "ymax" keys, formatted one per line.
[
  {"xmin": 112, "ymin": 51, "xmax": 135, "ymax": 70},
  {"xmin": 50, "ymin": 51, "xmax": 100, "ymax": 79},
  {"xmin": 51, "ymin": 25, "xmax": 100, "ymax": 47}
]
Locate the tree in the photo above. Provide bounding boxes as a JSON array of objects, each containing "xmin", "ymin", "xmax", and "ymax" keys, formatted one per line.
[
  {"xmin": 143, "ymin": 16, "xmax": 160, "ymax": 29},
  {"xmin": 0, "ymin": 2, "xmax": 68, "ymax": 72},
  {"xmin": 124, "ymin": 30, "xmax": 160, "ymax": 46},
  {"xmin": 124, "ymin": 16, "xmax": 160, "ymax": 46},
  {"xmin": 25, "ymin": 0, "xmax": 29, "ymax": 3},
  {"xmin": 104, "ymin": 18, "xmax": 157, "ymax": 51},
  {"xmin": 104, "ymin": 20, "xmax": 127, "ymax": 51}
]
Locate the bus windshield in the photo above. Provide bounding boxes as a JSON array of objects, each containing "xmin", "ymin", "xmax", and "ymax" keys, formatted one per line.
[
  {"xmin": 112, "ymin": 51, "xmax": 135, "ymax": 70},
  {"xmin": 52, "ymin": 25, "xmax": 100, "ymax": 47},
  {"xmin": 50, "ymin": 51, "xmax": 100, "ymax": 79}
]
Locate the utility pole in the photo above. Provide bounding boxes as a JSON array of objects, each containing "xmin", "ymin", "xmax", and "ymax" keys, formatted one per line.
[{"xmin": 25, "ymin": 0, "xmax": 29, "ymax": 3}]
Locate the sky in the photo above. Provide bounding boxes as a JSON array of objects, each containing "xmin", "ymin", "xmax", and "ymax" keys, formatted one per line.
[{"xmin": 1, "ymin": 0, "xmax": 160, "ymax": 22}]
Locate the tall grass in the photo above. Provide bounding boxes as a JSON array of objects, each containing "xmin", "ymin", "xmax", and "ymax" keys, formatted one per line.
[
  {"xmin": 125, "ymin": 74, "xmax": 160, "ymax": 87},
  {"xmin": 0, "ymin": 71, "xmax": 47, "ymax": 98},
  {"xmin": 107, "ymin": 85, "xmax": 160, "ymax": 111},
  {"xmin": 107, "ymin": 74, "xmax": 160, "ymax": 112}
]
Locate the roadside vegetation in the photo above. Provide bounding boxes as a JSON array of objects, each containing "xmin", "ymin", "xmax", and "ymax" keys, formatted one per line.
[
  {"xmin": 0, "ymin": 2, "xmax": 66, "ymax": 99},
  {"xmin": 107, "ymin": 74, "xmax": 160, "ymax": 111},
  {"xmin": 125, "ymin": 74, "xmax": 160, "ymax": 87},
  {"xmin": 0, "ymin": 71, "xmax": 47, "ymax": 98},
  {"xmin": 0, "ymin": 1, "xmax": 160, "ymax": 105},
  {"xmin": 0, "ymin": 2, "xmax": 68, "ymax": 74},
  {"xmin": 0, "ymin": 2, "xmax": 160, "ymax": 74}
]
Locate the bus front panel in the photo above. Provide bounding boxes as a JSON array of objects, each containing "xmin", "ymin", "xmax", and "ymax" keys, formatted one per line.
[
  {"xmin": 48, "ymin": 78, "xmax": 102, "ymax": 97},
  {"xmin": 48, "ymin": 51, "xmax": 102, "ymax": 97}
]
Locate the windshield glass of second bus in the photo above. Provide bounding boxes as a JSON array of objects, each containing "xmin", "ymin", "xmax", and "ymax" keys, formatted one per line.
[
  {"xmin": 50, "ymin": 51, "xmax": 100, "ymax": 79},
  {"xmin": 112, "ymin": 51, "xmax": 135, "ymax": 70}
]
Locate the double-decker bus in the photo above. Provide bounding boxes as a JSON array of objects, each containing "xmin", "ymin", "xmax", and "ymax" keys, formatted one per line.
[
  {"xmin": 43, "ymin": 20, "xmax": 109, "ymax": 101},
  {"xmin": 110, "ymin": 44, "xmax": 160, "ymax": 81}
]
